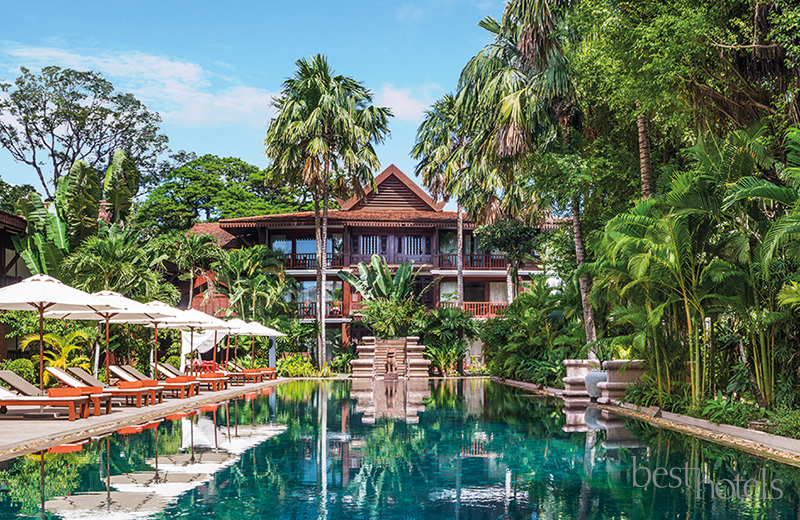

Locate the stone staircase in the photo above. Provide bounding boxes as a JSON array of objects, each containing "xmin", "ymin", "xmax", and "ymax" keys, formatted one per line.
[{"xmin": 351, "ymin": 336, "xmax": 430, "ymax": 379}]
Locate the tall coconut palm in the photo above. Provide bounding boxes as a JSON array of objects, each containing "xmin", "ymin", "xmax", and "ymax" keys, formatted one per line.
[
  {"xmin": 265, "ymin": 54, "xmax": 391, "ymax": 368},
  {"xmin": 454, "ymin": 1, "xmax": 597, "ymax": 343},
  {"xmin": 412, "ymin": 94, "xmax": 467, "ymax": 309}
]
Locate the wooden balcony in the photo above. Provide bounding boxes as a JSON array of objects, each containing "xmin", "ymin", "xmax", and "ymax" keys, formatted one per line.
[
  {"xmin": 297, "ymin": 301, "xmax": 345, "ymax": 318},
  {"xmin": 439, "ymin": 301, "xmax": 508, "ymax": 318},
  {"xmin": 436, "ymin": 253, "xmax": 507, "ymax": 270},
  {"xmin": 281, "ymin": 252, "xmax": 345, "ymax": 269}
]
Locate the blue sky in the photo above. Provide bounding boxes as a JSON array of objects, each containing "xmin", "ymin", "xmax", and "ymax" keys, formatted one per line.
[{"xmin": 0, "ymin": 0, "xmax": 505, "ymax": 202}]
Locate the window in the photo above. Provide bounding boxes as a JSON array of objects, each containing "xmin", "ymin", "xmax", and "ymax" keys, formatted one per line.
[
  {"xmin": 358, "ymin": 235, "xmax": 387, "ymax": 255},
  {"xmin": 439, "ymin": 232, "xmax": 457, "ymax": 254},
  {"xmin": 490, "ymin": 282, "xmax": 508, "ymax": 303},
  {"xmin": 440, "ymin": 281, "xmax": 457, "ymax": 302},
  {"xmin": 465, "ymin": 282, "xmax": 486, "ymax": 302},
  {"xmin": 269, "ymin": 234, "xmax": 291, "ymax": 255},
  {"xmin": 328, "ymin": 233, "xmax": 343, "ymax": 253},
  {"xmin": 398, "ymin": 235, "xmax": 430, "ymax": 256},
  {"xmin": 296, "ymin": 234, "xmax": 316, "ymax": 255}
]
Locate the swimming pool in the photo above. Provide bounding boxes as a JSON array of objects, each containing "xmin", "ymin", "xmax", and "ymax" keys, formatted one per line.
[{"xmin": 1, "ymin": 379, "xmax": 799, "ymax": 519}]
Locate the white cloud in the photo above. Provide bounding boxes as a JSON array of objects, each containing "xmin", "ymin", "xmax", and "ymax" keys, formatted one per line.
[
  {"xmin": 376, "ymin": 83, "xmax": 443, "ymax": 122},
  {"xmin": 0, "ymin": 42, "xmax": 276, "ymax": 129}
]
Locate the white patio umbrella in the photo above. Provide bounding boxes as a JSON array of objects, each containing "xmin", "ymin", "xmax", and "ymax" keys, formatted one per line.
[
  {"xmin": 137, "ymin": 309, "xmax": 230, "ymax": 373},
  {"xmin": 45, "ymin": 292, "xmax": 173, "ymax": 383},
  {"xmin": 224, "ymin": 318, "xmax": 253, "ymax": 364},
  {"xmin": 0, "ymin": 275, "xmax": 120, "ymax": 392},
  {"xmin": 243, "ymin": 321, "xmax": 286, "ymax": 361}
]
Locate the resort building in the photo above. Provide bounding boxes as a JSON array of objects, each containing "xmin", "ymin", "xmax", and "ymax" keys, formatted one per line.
[{"xmin": 191, "ymin": 165, "xmax": 551, "ymax": 350}]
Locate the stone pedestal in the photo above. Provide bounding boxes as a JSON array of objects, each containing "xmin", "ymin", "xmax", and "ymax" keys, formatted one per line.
[
  {"xmin": 350, "ymin": 336, "xmax": 430, "ymax": 379},
  {"xmin": 562, "ymin": 359, "xmax": 594, "ymax": 409},
  {"xmin": 597, "ymin": 360, "xmax": 645, "ymax": 405}
]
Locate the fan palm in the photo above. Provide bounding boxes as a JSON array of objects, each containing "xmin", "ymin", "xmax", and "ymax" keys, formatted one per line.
[{"xmin": 265, "ymin": 54, "xmax": 391, "ymax": 368}]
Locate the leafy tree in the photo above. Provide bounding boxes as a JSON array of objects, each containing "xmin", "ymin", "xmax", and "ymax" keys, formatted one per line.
[
  {"xmin": 171, "ymin": 233, "xmax": 224, "ymax": 309},
  {"xmin": 0, "ymin": 66, "xmax": 168, "ymax": 198},
  {"xmin": 265, "ymin": 54, "xmax": 392, "ymax": 367},
  {"xmin": 131, "ymin": 154, "xmax": 314, "ymax": 233},
  {"xmin": 475, "ymin": 219, "xmax": 539, "ymax": 302},
  {"xmin": 0, "ymin": 178, "xmax": 35, "ymax": 213}
]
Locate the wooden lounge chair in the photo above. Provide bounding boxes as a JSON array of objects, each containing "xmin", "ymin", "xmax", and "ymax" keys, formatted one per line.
[
  {"xmin": 0, "ymin": 372, "xmax": 90, "ymax": 421},
  {"xmin": 65, "ymin": 366, "xmax": 152, "ymax": 408},
  {"xmin": 152, "ymin": 362, "xmax": 227, "ymax": 393},
  {"xmin": 45, "ymin": 367, "xmax": 113, "ymax": 416},
  {"xmin": 113, "ymin": 365, "xmax": 196, "ymax": 399},
  {"xmin": 229, "ymin": 361, "xmax": 277, "ymax": 381}
]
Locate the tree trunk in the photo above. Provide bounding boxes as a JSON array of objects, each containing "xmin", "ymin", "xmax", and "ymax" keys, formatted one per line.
[
  {"xmin": 457, "ymin": 202, "xmax": 464, "ymax": 310},
  {"xmin": 571, "ymin": 196, "xmax": 597, "ymax": 354},
  {"xmin": 314, "ymin": 191, "xmax": 323, "ymax": 369},
  {"xmin": 636, "ymin": 101, "xmax": 655, "ymax": 199},
  {"xmin": 507, "ymin": 265, "xmax": 514, "ymax": 304},
  {"xmin": 320, "ymin": 155, "xmax": 331, "ymax": 370},
  {"xmin": 187, "ymin": 272, "xmax": 194, "ymax": 310}
]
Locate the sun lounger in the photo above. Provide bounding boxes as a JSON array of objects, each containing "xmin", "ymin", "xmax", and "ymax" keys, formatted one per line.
[
  {"xmin": 65, "ymin": 366, "xmax": 152, "ymax": 408},
  {"xmin": 113, "ymin": 365, "xmax": 196, "ymax": 399},
  {"xmin": 152, "ymin": 362, "xmax": 227, "ymax": 392},
  {"xmin": 228, "ymin": 361, "xmax": 276, "ymax": 381},
  {"xmin": 45, "ymin": 367, "xmax": 113, "ymax": 416},
  {"xmin": 0, "ymin": 374, "xmax": 90, "ymax": 421}
]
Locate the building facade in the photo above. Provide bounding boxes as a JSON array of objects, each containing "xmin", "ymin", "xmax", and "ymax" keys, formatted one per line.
[{"xmin": 194, "ymin": 165, "xmax": 547, "ymax": 349}]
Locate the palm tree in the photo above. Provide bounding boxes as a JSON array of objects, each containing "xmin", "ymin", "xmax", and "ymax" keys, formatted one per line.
[
  {"xmin": 412, "ymin": 94, "xmax": 467, "ymax": 309},
  {"xmin": 20, "ymin": 331, "xmax": 92, "ymax": 384},
  {"xmin": 265, "ymin": 54, "xmax": 391, "ymax": 368},
  {"xmin": 453, "ymin": 1, "xmax": 597, "ymax": 343},
  {"xmin": 61, "ymin": 226, "xmax": 178, "ymax": 302},
  {"xmin": 173, "ymin": 233, "xmax": 223, "ymax": 310}
]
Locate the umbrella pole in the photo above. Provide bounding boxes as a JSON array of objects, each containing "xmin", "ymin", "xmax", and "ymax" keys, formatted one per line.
[
  {"xmin": 225, "ymin": 333, "xmax": 231, "ymax": 365},
  {"xmin": 234, "ymin": 335, "xmax": 238, "ymax": 362},
  {"xmin": 38, "ymin": 311, "xmax": 44, "ymax": 393},
  {"xmin": 105, "ymin": 319, "xmax": 110, "ymax": 384},
  {"xmin": 190, "ymin": 329, "xmax": 194, "ymax": 375},
  {"xmin": 213, "ymin": 330, "xmax": 218, "ymax": 367},
  {"xmin": 153, "ymin": 324, "xmax": 159, "ymax": 378},
  {"xmin": 251, "ymin": 335, "xmax": 255, "ymax": 364}
]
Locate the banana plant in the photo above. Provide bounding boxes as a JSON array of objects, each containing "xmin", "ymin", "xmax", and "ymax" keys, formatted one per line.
[
  {"xmin": 103, "ymin": 149, "xmax": 140, "ymax": 224},
  {"xmin": 11, "ymin": 192, "xmax": 68, "ymax": 277},
  {"xmin": 338, "ymin": 254, "xmax": 436, "ymax": 302}
]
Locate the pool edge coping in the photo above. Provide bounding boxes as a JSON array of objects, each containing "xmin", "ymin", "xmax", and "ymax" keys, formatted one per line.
[
  {"xmin": 0, "ymin": 378, "xmax": 293, "ymax": 462},
  {"xmin": 491, "ymin": 376, "xmax": 800, "ymax": 468}
]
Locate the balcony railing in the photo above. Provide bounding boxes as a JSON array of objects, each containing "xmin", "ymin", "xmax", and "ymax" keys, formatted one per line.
[
  {"xmin": 437, "ymin": 253, "xmax": 507, "ymax": 270},
  {"xmin": 297, "ymin": 301, "xmax": 345, "ymax": 318},
  {"xmin": 281, "ymin": 253, "xmax": 345, "ymax": 269},
  {"xmin": 439, "ymin": 301, "xmax": 508, "ymax": 318}
]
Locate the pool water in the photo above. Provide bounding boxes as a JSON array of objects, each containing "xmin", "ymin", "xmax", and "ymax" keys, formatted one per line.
[{"xmin": 1, "ymin": 379, "xmax": 800, "ymax": 519}]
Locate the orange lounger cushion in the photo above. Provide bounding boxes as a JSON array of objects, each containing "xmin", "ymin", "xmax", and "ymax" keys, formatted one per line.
[
  {"xmin": 117, "ymin": 381, "xmax": 143, "ymax": 389},
  {"xmin": 165, "ymin": 376, "xmax": 192, "ymax": 384},
  {"xmin": 48, "ymin": 387, "xmax": 82, "ymax": 398},
  {"xmin": 242, "ymin": 369, "xmax": 261, "ymax": 374},
  {"xmin": 139, "ymin": 379, "xmax": 159, "ymax": 387},
  {"xmin": 78, "ymin": 386, "xmax": 103, "ymax": 395},
  {"xmin": 199, "ymin": 372, "xmax": 224, "ymax": 379}
]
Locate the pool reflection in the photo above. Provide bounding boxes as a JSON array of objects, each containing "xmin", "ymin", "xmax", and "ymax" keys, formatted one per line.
[{"xmin": 2, "ymin": 380, "xmax": 800, "ymax": 519}]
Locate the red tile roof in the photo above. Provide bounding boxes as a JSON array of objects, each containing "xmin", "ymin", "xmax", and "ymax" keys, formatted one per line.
[
  {"xmin": 0, "ymin": 210, "xmax": 26, "ymax": 232},
  {"xmin": 220, "ymin": 209, "xmax": 474, "ymax": 229},
  {"xmin": 187, "ymin": 222, "xmax": 242, "ymax": 247}
]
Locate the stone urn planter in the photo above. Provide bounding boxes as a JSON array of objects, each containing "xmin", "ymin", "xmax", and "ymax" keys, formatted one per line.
[
  {"xmin": 584, "ymin": 369, "xmax": 607, "ymax": 400},
  {"xmin": 597, "ymin": 360, "xmax": 645, "ymax": 405}
]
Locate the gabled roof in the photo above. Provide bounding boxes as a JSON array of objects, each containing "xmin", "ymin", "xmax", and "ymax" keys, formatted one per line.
[
  {"xmin": 339, "ymin": 164, "xmax": 445, "ymax": 212},
  {"xmin": 0, "ymin": 209, "xmax": 26, "ymax": 232},
  {"xmin": 187, "ymin": 222, "xmax": 242, "ymax": 248}
]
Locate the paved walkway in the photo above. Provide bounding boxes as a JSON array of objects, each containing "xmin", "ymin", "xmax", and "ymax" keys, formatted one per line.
[{"xmin": 0, "ymin": 378, "xmax": 289, "ymax": 462}]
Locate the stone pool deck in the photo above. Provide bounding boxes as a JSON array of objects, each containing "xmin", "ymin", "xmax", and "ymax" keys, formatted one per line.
[
  {"xmin": 493, "ymin": 376, "xmax": 800, "ymax": 468},
  {"xmin": 0, "ymin": 377, "xmax": 289, "ymax": 462}
]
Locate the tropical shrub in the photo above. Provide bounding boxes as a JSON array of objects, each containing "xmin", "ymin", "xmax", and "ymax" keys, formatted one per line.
[
  {"xmin": 416, "ymin": 307, "xmax": 479, "ymax": 376},
  {"xmin": 700, "ymin": 391, "xmax": 768, "ymax": 428},
  {"xmin": 767, "ymin": 408, "xmax": 800, "ymax": 439},
  {"xmin": 339, "ymin": 255, "xmax": 434, "ymax": 302},
  {"xmin": 329, "ymin": 344, "xmax": 355, "ymax": 373},
  {"xmin": 276, "ymin": 353, "xmax": 317, "ymax": 377},
  {"xmin": 19, "ymin": 331, "xmax": 92, "ymax": 384},
  {"xmin": 361, "ymin": 298, "xmax": 425, "ymax": 339},
  {"xmin": 481, "ymin": 277, "xmax": 583, "ymax": 387},
  {"xmin": 0, "ymin": 358, "xmax": 36, "ymax": 385},
  {"xmin": 165, "ymin": 356, "xmax": 182, "ymax": 370}
]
